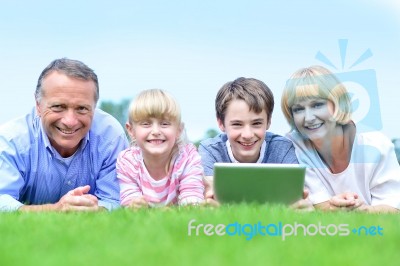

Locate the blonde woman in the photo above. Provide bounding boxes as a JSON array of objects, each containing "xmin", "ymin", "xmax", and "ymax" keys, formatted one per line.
[{"xmin": 281, "ymin": 65, "xmax": 400, "ymax": 213}]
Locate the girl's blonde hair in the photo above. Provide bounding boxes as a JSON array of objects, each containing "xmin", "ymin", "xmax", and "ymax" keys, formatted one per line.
[
  {"xmin": 128, "ymin": 89, "xmax": 187, "ymax": 173},
  {"xmin": 281, "ymin": 65, "xmax": 352, "ymax": 130}
]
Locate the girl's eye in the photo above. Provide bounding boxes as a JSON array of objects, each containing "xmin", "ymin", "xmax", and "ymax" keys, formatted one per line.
[{"xmin": 161, "ymin": 121, "xmax": 171, "ymax": 127}]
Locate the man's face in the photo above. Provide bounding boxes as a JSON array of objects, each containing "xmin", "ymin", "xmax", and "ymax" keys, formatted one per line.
[
  {"xmin": 36, "ymin": 71, "xmax": 96, "ymax": 157},
  {"xmin": 218, "ymin": 99, "xmax": 270, "ymax": 163}
]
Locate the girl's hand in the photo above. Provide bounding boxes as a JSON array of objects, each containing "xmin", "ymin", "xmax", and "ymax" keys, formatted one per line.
[{"xmin": 128, "ymin": 196, "xmax": 149, "ymax": 209}]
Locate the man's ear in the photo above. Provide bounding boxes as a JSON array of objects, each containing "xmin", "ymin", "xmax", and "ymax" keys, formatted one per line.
[
  {"xmin": 35, "ymin": 100, "xmax": 42, "ymax": 117},
  {"xmin": 217, "ymin": 118, "xmax": 225, "ymax": 132}
]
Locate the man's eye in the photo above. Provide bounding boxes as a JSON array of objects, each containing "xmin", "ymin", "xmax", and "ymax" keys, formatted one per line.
[
  {"xmin": 77, "ymin": 107, "xmax": 89, "ymax": 114},
  {"xmin": 50, "ymin": 105, "xmax": 64, "ymax": 112}
]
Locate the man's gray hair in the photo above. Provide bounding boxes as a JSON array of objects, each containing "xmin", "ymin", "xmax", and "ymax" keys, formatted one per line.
[{"xmin": 35, "ymin": 58, "xmax": 99, "ymax": 103}]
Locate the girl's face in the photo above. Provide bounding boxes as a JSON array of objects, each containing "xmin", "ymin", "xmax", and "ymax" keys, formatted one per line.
[
  {"xmin": 127, "ymin": 117, "xmax": 182, "ymax": 159},
  {"xmin": 218, "ymin": 99, "xmax": 270, "ymax": 163},
  {"xmin": 291, "ymin": 98, "xmax": 337, "ymax": 141}
]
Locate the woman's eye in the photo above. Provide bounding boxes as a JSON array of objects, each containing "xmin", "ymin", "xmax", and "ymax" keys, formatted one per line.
[
  {"xmin": 291, "ymin": 107, "xmax": 303, "ymax": 113},
  {"xmin": 313, "ymin": 102, "xmax": 325, "ymax": 108}
]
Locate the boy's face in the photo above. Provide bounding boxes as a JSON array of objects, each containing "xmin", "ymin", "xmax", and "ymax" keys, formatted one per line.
[{"xmin": 218, "ymin": 99, "xmax": 270, "ymax": 163}]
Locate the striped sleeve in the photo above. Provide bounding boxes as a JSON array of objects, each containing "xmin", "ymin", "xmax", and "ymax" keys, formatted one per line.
[
  {"xmin": 116, "ymin": 148, "xmax": 143, "ymax": 206},
  {"xmin": 177, "ymin": 144, "xmax": 205, "ymax": 205}
]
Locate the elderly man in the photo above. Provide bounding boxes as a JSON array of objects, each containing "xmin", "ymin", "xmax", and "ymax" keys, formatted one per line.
[{"xmin": 0, "ymin": 58, "xmax": 128, "ymax": 211}]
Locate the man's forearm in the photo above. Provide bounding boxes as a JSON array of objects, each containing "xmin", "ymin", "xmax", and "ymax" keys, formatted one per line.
[
  {"xmin": 0, "ymin": 194, "xmax": 24, "ymax": 212},
  {"xmin": 18, "ymin": 203, "xmax": 59, "ymax": 212}
]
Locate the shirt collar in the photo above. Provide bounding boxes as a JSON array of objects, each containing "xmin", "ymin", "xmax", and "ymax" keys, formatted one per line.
[{"xmin": 226, "ymin": 139, "xmax": 266, "ymax": 163}]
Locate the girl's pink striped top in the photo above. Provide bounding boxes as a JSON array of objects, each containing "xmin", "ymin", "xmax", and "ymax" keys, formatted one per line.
[{"xmin": 116, "ymin": 143, "xmax": 205, "ymax": 207}]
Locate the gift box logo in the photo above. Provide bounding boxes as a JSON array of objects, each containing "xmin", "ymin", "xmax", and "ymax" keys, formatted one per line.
[{"xmin": 315, "ymin": 39, "xmax": 382, "ymax": 132}]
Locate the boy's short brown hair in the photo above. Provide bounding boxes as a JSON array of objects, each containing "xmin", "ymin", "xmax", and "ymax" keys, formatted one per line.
[{"xmin": 215, "ymin": 77, "xmax": 274, "ymax": 125}]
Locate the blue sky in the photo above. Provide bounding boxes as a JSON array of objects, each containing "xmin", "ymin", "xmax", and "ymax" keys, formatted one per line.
[{"xmin": 1, "ymin": 0, "xmax": 399, "ymax": 141}]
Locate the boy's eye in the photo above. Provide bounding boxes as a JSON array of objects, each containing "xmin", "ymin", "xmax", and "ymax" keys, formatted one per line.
[
  {"xmin": 140, "ymin": 121, "xmax": 151, "ymax": 126},
  {"xmin": 231, "ymin": 123, "xmax": 242, "ymax": 127}
]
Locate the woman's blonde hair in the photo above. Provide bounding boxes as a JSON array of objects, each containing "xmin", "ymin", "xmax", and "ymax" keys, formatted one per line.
[
  {"xmin": 128, "ymin": 89, "xmax": 187, "ymax": 172},
  {"xmin": 281, "ymin": 65, "xmax": 352, "ymax": 130}
]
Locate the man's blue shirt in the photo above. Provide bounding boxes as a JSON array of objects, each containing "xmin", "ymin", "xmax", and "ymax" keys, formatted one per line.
[{"xmin": 0, "ymin": 107, "xmax": 128, "ymax": 211}]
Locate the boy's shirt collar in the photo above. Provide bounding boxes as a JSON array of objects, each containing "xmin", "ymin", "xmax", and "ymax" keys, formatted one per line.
[{"xmin": 226, "ymin": 139, "xmax": 266, "ymax": 163}]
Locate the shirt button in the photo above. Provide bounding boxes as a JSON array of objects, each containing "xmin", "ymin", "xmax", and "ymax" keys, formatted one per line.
[{"xmin": 67, "ymin": 180, "xmax": 72, "ymax": 185}]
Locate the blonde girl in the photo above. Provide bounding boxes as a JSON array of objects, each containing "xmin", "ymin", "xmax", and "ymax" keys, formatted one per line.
[{"xmin": 117, "ymin": 89, "xmax": 205, "ymax": 208}]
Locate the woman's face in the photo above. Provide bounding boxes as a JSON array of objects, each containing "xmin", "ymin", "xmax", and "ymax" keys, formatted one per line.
[{"xmin": 291, "ymin": 98, "xmax": 338, "ymax": 141}]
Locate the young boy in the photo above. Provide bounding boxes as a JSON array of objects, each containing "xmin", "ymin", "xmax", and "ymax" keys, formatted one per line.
[{"xmin": 198, "ymin": 77, "xmax": 309, "ymax": 208}]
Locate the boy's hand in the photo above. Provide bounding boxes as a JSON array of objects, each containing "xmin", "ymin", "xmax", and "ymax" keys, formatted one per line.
[
  {"xmin": 290, "ymin": 189, "xmax": 314, "ymax": 211},
  {"xmin": 203, "ymin": 176, "xmax": 220, "ymax": 207}
]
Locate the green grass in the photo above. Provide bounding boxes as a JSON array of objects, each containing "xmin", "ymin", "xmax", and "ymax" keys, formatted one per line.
[{"xmin": 1, "ymin": 204, "xmax": 399, "ymax": 266}]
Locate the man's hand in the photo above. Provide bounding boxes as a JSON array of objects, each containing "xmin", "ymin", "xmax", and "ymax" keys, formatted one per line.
[
  {"xmin": 19, "ymin": 185, "xmax": 100, "ymax": 212},
  {"xmin": 56, "ymin": 185, "xmax": 99, "ymax": 212}
]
